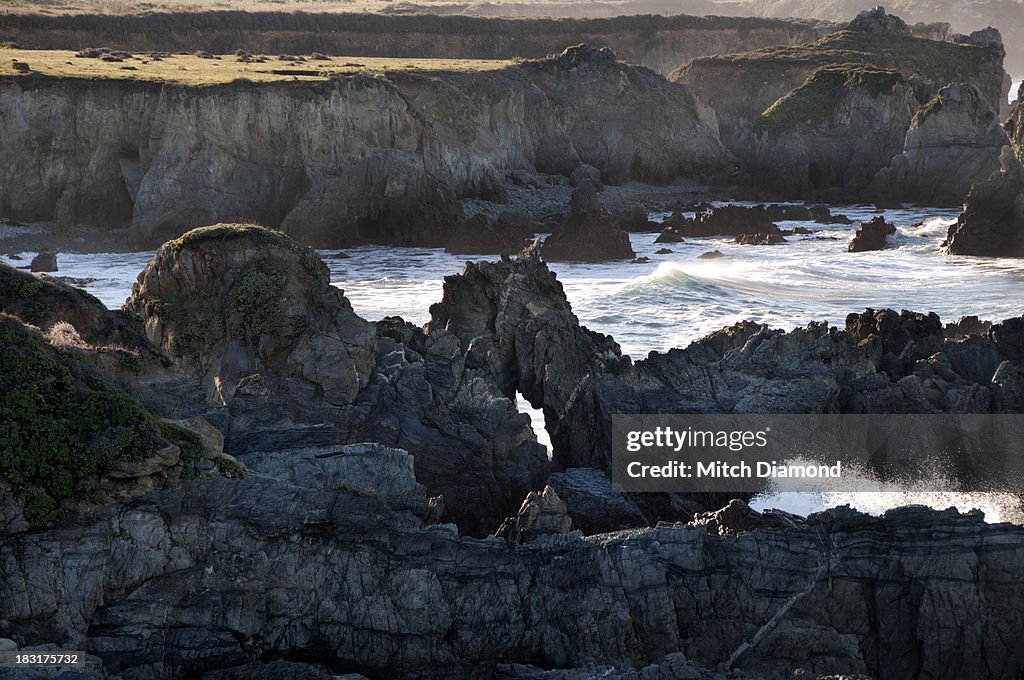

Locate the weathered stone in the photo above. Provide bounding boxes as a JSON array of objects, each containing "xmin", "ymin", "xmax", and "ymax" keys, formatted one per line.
[
  {"xmin": 28, "ymin": 250, "xmax": 57, "ymax": 272},
  {"xmin": 848, "ymin": 216, "xmax": 896, "ymax": 252},
  {"xmin": 872, "ymin": 82, "xmax": 1008, "ymax": 204}
]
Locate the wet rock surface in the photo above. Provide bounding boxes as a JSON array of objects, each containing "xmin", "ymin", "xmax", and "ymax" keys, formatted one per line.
[
  {"xmin": 945, "ymin": 102, "xmax": 1024, "ymax": 256},
  {"xmin": 541, "ymin": 182, "xmax": 636, "ymax": 262},
  {"xmin": 848, "ymin": 216, "xmax": 897, "ymax": 251}
]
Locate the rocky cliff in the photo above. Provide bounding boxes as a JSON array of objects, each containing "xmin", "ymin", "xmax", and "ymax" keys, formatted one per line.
[
  {"xmin": 0, "ymin": 12, "xmax": 835, "ymax": 77},
  {"xmin": 872, "ymin": 81, "xmax": 1008, "ymax": 204},
  {"xmin": 945, "ymin": 100, "xmax": 1024, "ymax": 255},
  {"xmin": 0, "ymin": 46, "xmax": 732, "ymax": 247},
  {"xmin": 672, "ymin": 8, "xmax": 1008, "ymax": 156},
  {"xmin": 3, "ymin": 472, "xmax": 1024, "ymax": 680},
  {"xmin": 4, "ymin": 226, "xmax": 1024, "ymax": 678}
]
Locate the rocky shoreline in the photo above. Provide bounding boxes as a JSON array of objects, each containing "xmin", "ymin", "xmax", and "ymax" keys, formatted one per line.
[{"xmin": 2, "ymin": 225, "xmax": 1024, "ymax": 678}]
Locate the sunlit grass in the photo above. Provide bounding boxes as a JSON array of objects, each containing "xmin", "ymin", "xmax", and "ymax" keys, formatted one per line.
[{"xmin": 0, "ymin": 47, "xmax": 512, "ymax": 84}]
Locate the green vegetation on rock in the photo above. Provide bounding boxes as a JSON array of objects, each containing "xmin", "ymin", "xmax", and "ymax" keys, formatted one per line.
[
  {"xmin": 0, "ymin": 316, "xmax": 163, "ymax": 527},
  {"xmin": 760, "ymin": 64, "xmax": 904, "ymax": 128},
  {"xmin": 227, "ymin": 260, "xmax": 290, "ymax": 341}
]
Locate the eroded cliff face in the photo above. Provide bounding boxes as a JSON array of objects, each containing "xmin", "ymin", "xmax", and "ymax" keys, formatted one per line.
[
  {"xmin": 945, "ymin": 101, "xmax": 1024, "ymax": 255},
  {"xmin": 746, "ymin": 66, "xmax": 920, "ymax": 197},
  {"xmin": 0, "ymin": 46, "xmax": 733, "ymax": 246}
]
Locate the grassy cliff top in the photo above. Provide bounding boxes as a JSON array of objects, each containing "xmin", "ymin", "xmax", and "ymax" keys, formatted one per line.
[
  {"xmin": 759, "ymin": 64, "xmax": 905, "ymax": 128},
  {"xmin": 690, "ymin": 28, "xmax": 1000, "ymax": 76},
  {"xmin": 0, "ymin": 47, "xmax": 511, "ymax": 84}
]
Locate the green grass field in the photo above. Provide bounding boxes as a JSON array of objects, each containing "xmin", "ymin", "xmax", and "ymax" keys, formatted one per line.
[{"xmin": 0, "ymin": 47, "xmax": 511, "ymax": 83}]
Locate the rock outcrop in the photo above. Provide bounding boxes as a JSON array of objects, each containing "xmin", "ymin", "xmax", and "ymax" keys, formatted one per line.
[
  {"xmin": 430, "ymin": 246, "xmax": 1024, "ymax": 481},
  {"xmin": 124, "ymin": 224, "xmax": 379, "ymax": 409},
  {"xmin": 672, "ymin": 8, "xmax": 1010, "ymax": 201},
  {"xmin": 872, "ymin": 82, "xmax": 1008, "ymax": 205},
  {"xmin": 28, "ymin": 250, "xmax": 57, "ymax": 272},
  {"xmin": 848, "ymin": 216, "xmax": 897, "ymax": 252},
  {"xmin": 945, "ymin": 102, "xmax": 1024, "ymax": 256},
  {"xmin": 0, "ymin": 47, "xmax": 733, "ymax": 246},
  {"xmin": 747, "ymin": 65, "xmax": 920, "ymax": 197},
  {"xmin": 2, "ymin": 469, "xmax": 1024, "ymax": 679},
  {"xmin": 122, "ymin": 225, "xmax": 547, "ymax": 535},
  {"xmin": 541, "ymin": 182, "xmax": 636, "ymax": 262}
]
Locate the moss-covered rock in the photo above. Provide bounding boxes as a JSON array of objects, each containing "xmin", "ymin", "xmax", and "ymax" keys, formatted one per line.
[
  {"xmin": 0, "ymin": 314, "xmax": 171, "ymax": 529},
  {"xmin": 125, "ymin": 224, "xmax": 378, "ymax": 413}
]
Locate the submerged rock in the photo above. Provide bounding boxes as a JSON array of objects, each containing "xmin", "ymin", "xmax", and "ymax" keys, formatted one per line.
[{"xmin": 848, "ymin": 215, "xmax": 897, "ymax": 251}]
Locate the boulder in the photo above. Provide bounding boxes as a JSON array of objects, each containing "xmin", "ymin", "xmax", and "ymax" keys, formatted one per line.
[
  {"xmin": 124, "ymin": 224, "xmax": 378, "ymax": 411},
  {"xmin": 495, "ymin": 486, "xmax": 573, "ymax": 544},
  {"xmin": 29, "ymin": 250, "xmax": 57, "ymax": 272},
  {"xmin": 848, "ymin": 216, "xmax": 896, "ymax": 252},
  {"xmin": 546, "ymin": 467, "xmax": 648, "ymax": 535}
]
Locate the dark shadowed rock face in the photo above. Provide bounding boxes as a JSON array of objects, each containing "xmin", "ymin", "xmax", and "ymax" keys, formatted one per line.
[
  {"xmin": 945, "ymin": 103, "xmax": 1024, "ymax": 256},
  {"xmin": 848, "ymin": 216, "xmax": 897, "ymax": 251},
  {"xmin": 541, "ymin": 182, "xmax": 636, "ymax": 262},
  {"xmin": 2, "ymin": 468, "xmax": 1024, "ymax": 680},
  {"xmin": 124, "ymin": 224, "xmax": 378, "ymax": 410}
]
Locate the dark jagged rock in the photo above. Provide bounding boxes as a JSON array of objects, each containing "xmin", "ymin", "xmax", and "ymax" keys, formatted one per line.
[
  {"xmin": 546, "ymin": 468, "xmax": 648, "ymax": 535},
  {"xmin": 735, "ymin": 231, "xmax": 786, "ymax": 245},
  {"xmin": 691, "ymin": 499, "xmax": 805, "ymax": 535},
  {"xmin": 945, "ymin": 102, "xmax": 1024, "ymax": 256},
  {"xmin": 848, "ymin": 215, "xmax": 897, "ymax": 251},
  {"xmin": 541, "ymin": 183, "xmax": 636, "ymax": 262},
  {"xmin": 698, "ymin": 249, "xmax": 725, "ymax": 259},
  {"xmin": 431, "ymin": 247, "xmax": 1024, "ymax": 488},
  {"xmin": 28, "ymin": 250, "xmax": 56, "ymax": 272},
  {"xmin": 2, "ymin": 473, "xmax": 1023, "ymax": 680},
  {"xmin": 658, "ymin": 205, "xmax": 782, "ymax": 242},
  {"xmin": 495, "ymin": 486, "xmax": 573, "ymax": 545}
]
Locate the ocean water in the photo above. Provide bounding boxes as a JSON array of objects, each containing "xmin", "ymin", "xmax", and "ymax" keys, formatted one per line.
[{"xmin": 5, "ymin": 202, "xmax": 1024, "ymax": 522}]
